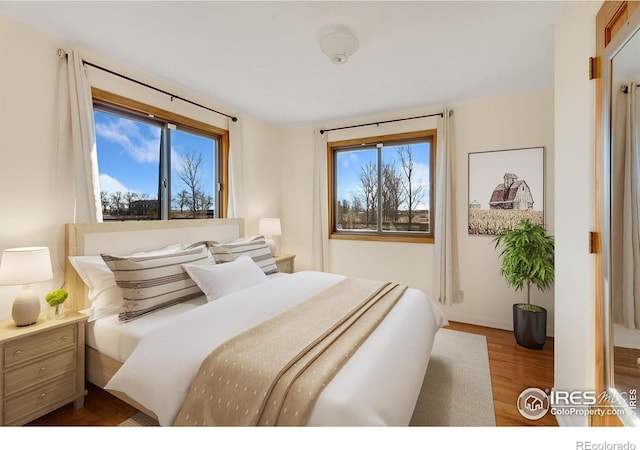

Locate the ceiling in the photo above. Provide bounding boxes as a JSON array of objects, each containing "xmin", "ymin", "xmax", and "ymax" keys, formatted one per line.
[{"xmin": 0, "ymin": 1, "xmax": 562, "ymax": 128}]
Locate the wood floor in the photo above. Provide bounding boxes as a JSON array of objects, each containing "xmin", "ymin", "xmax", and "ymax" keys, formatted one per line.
[
  {"xmin": 26, "ymin": 321, "xmax": 556, "ymax": 427},
  {"xmin": 446, "ymin": 321, "xmax": 557, "ymax": 426},
  {"xmin": 613, "ymin": 345, "xmax": 640, "ymax": 417}
]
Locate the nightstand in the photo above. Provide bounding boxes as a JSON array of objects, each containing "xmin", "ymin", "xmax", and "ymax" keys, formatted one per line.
[
  {"xmin": 274, "ymin": 254, "xmax": 295, "ymax": 274},
  {"xmin": 0, "ymin": 311, "xmax": 87, "ymax": 426}
]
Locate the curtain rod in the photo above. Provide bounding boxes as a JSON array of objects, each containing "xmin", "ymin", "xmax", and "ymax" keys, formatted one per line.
[
  {"xmin": 57, "ymin": 49, "xmax": 238, "ymax": 122},
  {"xmin": 319, "ymin": 111, "xmax": 446, "ymax": 135}
]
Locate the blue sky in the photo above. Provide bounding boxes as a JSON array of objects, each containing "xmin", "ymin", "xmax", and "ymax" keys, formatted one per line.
[
  {"xmin": 336, "ymin": 142, "xmax": 431, "ymax": 210},
  {"xmin": 94, "ymin": 110, "xmax": 215, "ymax": 202}
]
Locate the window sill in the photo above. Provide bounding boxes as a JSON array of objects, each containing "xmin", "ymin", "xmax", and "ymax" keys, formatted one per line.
[{"xmin": 329, "ymin": 233, "xmax": 434, "ymax": 244}]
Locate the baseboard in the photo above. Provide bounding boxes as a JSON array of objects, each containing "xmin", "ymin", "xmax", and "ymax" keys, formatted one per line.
[
  {"xmin": 442, "ymin": 311, "xmax": 555, "ymax": 337},
  {"xmin": 444, "ymin": 312, "xmax": 511, "ymax": 332}
]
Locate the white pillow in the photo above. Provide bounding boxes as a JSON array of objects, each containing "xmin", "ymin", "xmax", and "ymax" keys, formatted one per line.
[
  {"xmin": 69, "ymin": 256, "xmax": 122, "ymax": 321},
  {"xmin": 69, "ymin": 243, "xmax": 184, "ymax": 321},
  {"xmin": 103, "ymin": 245, "xmax": 213, "ymax": 322},
  {"xmin": 183, "ymin": 254, "xmax": 268, "ymax": 302},
  {"xmin": 206, "ymin": 236, "xmax": 278, "ymax": 275}
]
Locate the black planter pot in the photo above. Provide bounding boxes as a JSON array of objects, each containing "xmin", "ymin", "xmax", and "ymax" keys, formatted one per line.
[{"xmin": 512, "ymin": 303, "xmax": 547, "ymax": 350}]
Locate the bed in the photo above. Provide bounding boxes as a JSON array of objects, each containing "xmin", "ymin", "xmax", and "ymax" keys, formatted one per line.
[{"xmin": 64, "ymin": 219, "xmax": 447, "ymax": 426}]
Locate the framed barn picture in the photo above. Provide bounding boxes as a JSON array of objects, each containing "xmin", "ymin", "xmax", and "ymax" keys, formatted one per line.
[{"xmin": 468, "ymin": 147, "xmax": 544, "ymax": 235}]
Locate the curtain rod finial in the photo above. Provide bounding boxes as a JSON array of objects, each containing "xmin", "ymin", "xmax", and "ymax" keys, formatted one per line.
[{"xmin": 56, "ymin": 48, "xmax": 67, "ymax": 58}]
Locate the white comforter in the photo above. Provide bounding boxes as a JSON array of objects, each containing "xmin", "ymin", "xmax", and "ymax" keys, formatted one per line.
[{"xmin": 104, "ymin": 271, "xmax": 447, "ymax": 426}]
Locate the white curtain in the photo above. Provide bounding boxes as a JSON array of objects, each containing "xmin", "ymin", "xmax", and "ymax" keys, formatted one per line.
[
  {"xmin": 54, "ymin": 49, "xmax": 102, "ymax": 286},
  {"xmin": 612, "ymin": 83, "xmax": 640, "ymax": 330},
  {"xmin": 433, "ymin": 109, "xmax": 463, "ymax": 305},
  {"xmin": 227, "ymin": 117, "xmax": 244, "ymax": 219},
  {"xmin": 56, "ymin": 49, "xmax": 102, "ymax": 224},
  {"xmin": 312, "ymin": 130, "xmax": 329, "ymax": 272}
]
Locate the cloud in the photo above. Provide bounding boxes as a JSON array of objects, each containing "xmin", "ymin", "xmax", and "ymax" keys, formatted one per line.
[
  {"xmin": 340, "ymin": 152, "xmax": 359, "ymax": 168},
  {"xmin": 412, "ymin": 162, "xmax": 431, "ymax": 209},
  {"xmin": 99, "ymin": 173, "xmax": 130, "ymax": 194},
  {"xmin": 171, "ymin": 149, "xmax": 186, "ymax": 173},
  {"xmin": 413, "ymin": 162, "xmax": 431, "ymax": 186},
  {"xmin": 95, "ymin": 117, "xmax": 159, "ymax": 163}
]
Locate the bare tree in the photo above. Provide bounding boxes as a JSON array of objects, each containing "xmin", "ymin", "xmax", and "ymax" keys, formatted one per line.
[
  {"xmin": 177, "ymin": 151, "xmax": 203, "ymax": 217},
  {"xmin": 352, "ymin": 196, "xmax": 362, "ymax": 210},
  {"xmin": 198, "ymin": 191, "xmax": 213, "ymax": 217},
  {"xmin": 397, "ymin": 145, "xmax": 425, "ymax": 228},
  {"xmin": 173, "ymin": 190, "xmax": 189, "ymax": 213},
  {"xmin": 338, "ymin": 198, "xmax": 351, "ymax": 228},
  {"xmin": 382, "ymin": 162, "xmax": 404, "ymax": 226},
  {"xmin": 357, "ymin": 162, "xmax": 378, "ymax": 228},
  {"xmin": 100, "ymin": 191, "xmax": 110, "ymax": 214},
  {"xmin": 109, "ymin": 191, "xmax": 124, "ymax": 216},
  {"xmin": 123, "ymin": 191, "xmax": 138, "ymax": 216}
]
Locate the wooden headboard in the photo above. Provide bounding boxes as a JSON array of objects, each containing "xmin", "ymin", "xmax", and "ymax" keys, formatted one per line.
[{"xmin": 64, "ymin": 218, "xmax": 244, "ymax": 312}]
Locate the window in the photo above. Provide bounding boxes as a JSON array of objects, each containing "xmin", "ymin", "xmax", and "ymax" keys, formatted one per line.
[
  {"xmin": 92, "ymin": 89, "xmax": 228, "ymax": 220},
  {"xmin": 329, "ymin": 130, "xmax": 436, "ymax": 243}
]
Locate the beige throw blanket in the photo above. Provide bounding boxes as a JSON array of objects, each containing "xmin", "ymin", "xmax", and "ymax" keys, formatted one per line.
[{"xmin": 173, "ymin": 278, "xmax": 407, "ymax": 426}]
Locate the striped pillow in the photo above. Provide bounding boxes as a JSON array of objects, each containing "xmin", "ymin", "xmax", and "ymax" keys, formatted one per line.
[
  {"xmin": 191, "ymin": 236, "xmax": 278, "ymax": 275},
  {"xmin": 102, "ymin": 245, "xmax": 213, "ymax": 322}
]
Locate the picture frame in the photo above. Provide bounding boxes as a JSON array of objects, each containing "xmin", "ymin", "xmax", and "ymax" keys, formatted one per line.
[{"xmin": 468, "ymin": 146, "xmax": 544, "ymax": 235}]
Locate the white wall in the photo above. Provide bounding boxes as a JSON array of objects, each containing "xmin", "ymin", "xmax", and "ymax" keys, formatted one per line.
[
  {"xmin": 553, "ymin": 0, "xmax": 601, "ymax": 427},
  {"xmin": 238, "ymin": 114, "xmax": 283, "ymax": 237},
  {"xmin": 0, "ymin": 15, "xmax": 282, "ymax": 321},
  {"xmin": 279, "ymin": 127, "xmax": 316, "ymax": 270},
  {"xmin": 280, "ymin": 87, "xmax": 555, "ymax": 334},
  {"xmin": 0, "ymin": 15, "xmax": 63, "ymax": 320}
]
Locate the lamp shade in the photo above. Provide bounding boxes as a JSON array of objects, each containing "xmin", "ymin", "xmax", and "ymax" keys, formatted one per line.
[
  {"xmin": 259, "ymin": 218, "xmax": 282, "ymax": 237},
  {"xmin": 0, "ymin": 247, "xmax": 53, "ymax": 285}
]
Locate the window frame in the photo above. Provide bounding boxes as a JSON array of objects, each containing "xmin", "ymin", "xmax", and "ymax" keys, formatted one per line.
[
  {"xmin": 328, "ymin": 129, "xmax": 436, "ymax": 244},
  {"xmin": 91, "ymin": 88, "xmax": 229, "ymax": 219}
]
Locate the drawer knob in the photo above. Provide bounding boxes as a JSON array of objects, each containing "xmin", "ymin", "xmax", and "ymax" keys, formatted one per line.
[
  {"xmin": 39, "ymin": 392, "xmax": 47, "ymax": 400},
  {"xmin": 13, "ymin": 349, "xmax": 23, "ymax": 357},
  {"xmin": 39, "ymin": 366, "xmax": 48, "ymax": 374},
  {"xmin": 61, "ymin": 336, "xmax": 70, "ymax": 342}
]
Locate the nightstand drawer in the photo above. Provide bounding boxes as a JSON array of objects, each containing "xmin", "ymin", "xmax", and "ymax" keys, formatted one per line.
[
  {"xmin": 4, "ymin": 325, "xmax": 75, "ymax": 368},
  {"xmin": 4, "ymin": 349, "xmax": 76, "ymax": 395},
  {"xmin": 4, "ymin": 373, "xmax": 77, "ymax": 425}
]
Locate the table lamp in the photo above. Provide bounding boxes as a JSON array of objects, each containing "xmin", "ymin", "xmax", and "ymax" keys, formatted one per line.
[
  {"xmin": 258, "ymin": 218, "xmax": 281, "ymax": 256},
  {"xmin": 0, "ymin": 246, "xmax": 53, "ymax": 326}
]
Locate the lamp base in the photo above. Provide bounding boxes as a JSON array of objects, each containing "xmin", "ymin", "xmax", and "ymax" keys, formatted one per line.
[
  {"xmin": 265, "ymin": 237, "xmax": 276, "ymax": 256},
  {"xmin": 12, "ymin": 286, "xmax": 41, "ymax": 327}
]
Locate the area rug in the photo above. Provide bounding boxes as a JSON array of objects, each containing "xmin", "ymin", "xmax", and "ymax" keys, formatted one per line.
[
  {"xmin": 118, "ymin": 328, "xmax": 495, "ymax": 427},
  {"xmin": 118, "ymin": 411, "xmax": 159, "ymax": 427},
  {"xmin": 409, "ymin": 328, "xmax": 496, "ymax": 426}
]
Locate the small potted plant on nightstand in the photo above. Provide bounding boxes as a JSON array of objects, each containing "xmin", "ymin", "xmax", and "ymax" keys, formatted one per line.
[
  {"xmin": 45, "ymin": 288, "xmax": 68, "ymax": 320},
  {"xmin": 492, "ymin": 219, "xmax": 554, "ymax": 350}
]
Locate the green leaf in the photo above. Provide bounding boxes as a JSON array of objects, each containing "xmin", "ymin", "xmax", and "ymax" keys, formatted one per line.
[{"xmin": 492, "ymin": 219, "xmax": 554, "ymax": 299}]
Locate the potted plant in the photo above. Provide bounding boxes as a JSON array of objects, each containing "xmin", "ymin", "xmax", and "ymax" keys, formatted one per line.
[
  {"xmin": 492, "ymin": 219, "xmax": 554, "ymax": 350},
  {"xmin": 45, "ymin": 288, "xmax": 68, "ymax": 320}
]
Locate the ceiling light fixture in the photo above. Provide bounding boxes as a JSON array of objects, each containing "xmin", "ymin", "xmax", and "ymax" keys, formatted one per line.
[{"xmin": 319, "ymin": 28, "xmax": 359, "ymax": 65}]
